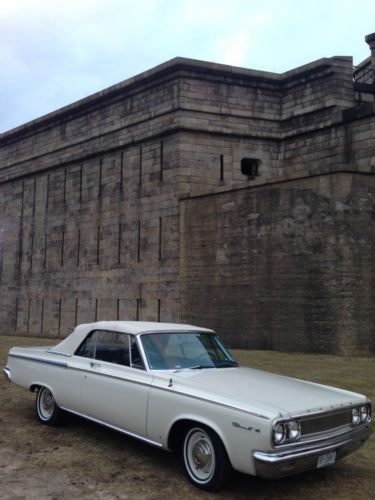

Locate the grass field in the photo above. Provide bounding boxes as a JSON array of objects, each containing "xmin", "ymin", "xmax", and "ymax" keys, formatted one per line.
[{"xmin": 1, "ymin": 335, "xmax": 374, "ymax": 499}]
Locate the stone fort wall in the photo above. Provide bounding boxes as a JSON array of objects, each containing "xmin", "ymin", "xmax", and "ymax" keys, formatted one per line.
[
  {"xmin": 180, "ymin": 171, "xmax": 375, "ymax": 355},
  {"xmin": 0, "ymin": 55, "xmax": 374, "ymax": 353}
]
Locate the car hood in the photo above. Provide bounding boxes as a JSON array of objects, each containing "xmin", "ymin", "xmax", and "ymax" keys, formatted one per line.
[{"xmin": 168, "ymin": 366, "xmax": 366, "ymax": 419}]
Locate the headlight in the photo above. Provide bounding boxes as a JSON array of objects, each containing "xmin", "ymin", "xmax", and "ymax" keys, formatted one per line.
[
  {"xmin": 273, "ymin": 423, "xmax": 286, "ymax": 444},
  {"xmin": 288, "ymin": 420, "xmax": 301, "ymax": 440},
  {"xmin": 360, "ymin": 405, "xmax": 371, "ymax": 423},
  {"xmin": 352, "ymin": 407, "xmax": 360, "ymax": 425}
]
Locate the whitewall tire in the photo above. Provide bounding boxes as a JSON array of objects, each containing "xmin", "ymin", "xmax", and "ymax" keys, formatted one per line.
[
  {"xmin": 182, "ymin": 425, "xmax": 230, "ymax": 491},
  {"xmin": 36, "ymin": 387, "xmax": 63, "ymax": 426}
]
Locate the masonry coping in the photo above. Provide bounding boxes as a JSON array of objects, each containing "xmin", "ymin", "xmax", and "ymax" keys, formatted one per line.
[{"xmin": 0, "ymin": 55, "xmax": 353, "ymax": 142}]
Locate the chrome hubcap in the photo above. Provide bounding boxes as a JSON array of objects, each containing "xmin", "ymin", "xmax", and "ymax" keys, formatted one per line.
[
  {"xmin": 184, "ymin": 428, "xmax": 216, "ymax": 482},
  {"xmin": 39, "ymin": 389, "xmax": 54, "ymax": 418},
  {"xmin": 192, "ymin": 440, "xmax": 212, "ymax": 469}
]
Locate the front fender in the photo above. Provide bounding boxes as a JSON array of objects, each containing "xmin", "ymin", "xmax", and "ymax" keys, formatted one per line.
[{"xmin": 146, "ymin": 386, "xmax": 271, "ymax": 476}]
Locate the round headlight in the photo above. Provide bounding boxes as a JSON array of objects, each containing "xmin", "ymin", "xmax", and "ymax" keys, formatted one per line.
[
  {"xmin": 289, "ymin": 420, "xmax": 301, "ymax": 440},
  {"xmin": 273, "ymin": 423, "xmax": 286, "ymax": 444},
  {"xmin": 352, "ymin": 407, "xmax": 360, "ymax": 425},
  {"xmin": 360, "ymin": 405, "xmax": 370, "ymax": 423}
]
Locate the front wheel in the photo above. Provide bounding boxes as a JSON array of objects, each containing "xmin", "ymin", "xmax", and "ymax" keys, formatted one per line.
[
  {"xmin": 182, "ymin": 426, "xmax": 230, "ymax": 491},
  {"xmin": 36, "ymin": 387, "xmax": 63, "ymax": 426}
]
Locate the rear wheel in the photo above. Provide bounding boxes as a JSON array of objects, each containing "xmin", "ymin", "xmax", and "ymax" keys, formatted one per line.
[
  {"xmin": 35, "ymin": 387, "xmax": 63, "ymax": 426},
  {"xmin": 182, "ymin": 425, "xmax": 230, "ymax": 491}
]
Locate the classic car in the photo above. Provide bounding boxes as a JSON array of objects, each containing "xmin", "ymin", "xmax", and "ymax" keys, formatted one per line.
[{"xmin": 3, "ymin": 321, "xmax": 372, "ymax": 491}]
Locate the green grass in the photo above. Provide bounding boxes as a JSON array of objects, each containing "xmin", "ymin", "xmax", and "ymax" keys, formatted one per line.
[{"xmin": 1, "ymin": 336, "xmax": 374, "ymax": 499}]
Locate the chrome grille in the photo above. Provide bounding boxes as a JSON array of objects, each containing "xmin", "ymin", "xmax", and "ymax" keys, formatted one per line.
[{"xmin": 300, "ymin": 410, "xmax": 352, "ymax": 436}]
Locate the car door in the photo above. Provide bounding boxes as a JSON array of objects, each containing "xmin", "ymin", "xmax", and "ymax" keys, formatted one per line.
[{"xmin": 74, "ymin": 329, "xmax": 153, "ymax": 437}]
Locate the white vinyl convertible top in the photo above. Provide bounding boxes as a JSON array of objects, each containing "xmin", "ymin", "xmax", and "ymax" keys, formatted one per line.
[{"xmin": 53, "ymin": 321, "xmax": 214, "ymax": 355}]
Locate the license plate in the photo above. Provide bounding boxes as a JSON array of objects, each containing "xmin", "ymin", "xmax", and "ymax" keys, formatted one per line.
[{"xmin": 317, "ymin": 451, "xmax": 336, "ymax": 468}]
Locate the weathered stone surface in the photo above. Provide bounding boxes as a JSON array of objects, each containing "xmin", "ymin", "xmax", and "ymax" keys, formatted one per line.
[
  {"xmin": 0, "ymin": 55, "xmax": 374, "ymax": 353},
  {"xmin": 180, "ymin": 173, "xmax": 375, "ymax": 355}
]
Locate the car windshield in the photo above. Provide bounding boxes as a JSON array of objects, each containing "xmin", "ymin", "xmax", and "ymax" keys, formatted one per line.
[{"xmin": 140, "ymin": 331, "xmax": 238, "ymax": 370}]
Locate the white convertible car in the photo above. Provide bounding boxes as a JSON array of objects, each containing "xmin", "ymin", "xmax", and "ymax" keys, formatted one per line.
[{"xmin": 3, "ymin": 321, "xmax": 372, "ymax": 491}]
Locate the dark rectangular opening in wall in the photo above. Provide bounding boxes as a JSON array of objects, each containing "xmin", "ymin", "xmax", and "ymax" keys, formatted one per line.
[
  {"xmin": 40, "ymin": 298, "xmax": 45, "ymax": 334},
  {"xmin": 241, "ymin": 158, "xmax": 260, "ymax": 179},
  {"xmin": 63, "ymin": 168, "xmax": 67, "ymax": 203},
  {"xmin": 33, "ymin": 177, "xmax": 36, "ymax": 214},
  {"xmin": 157, "ymin": 299, "xmax": 161, "ymax": 322},
  {"xmin": 158, "ymin": 217, "xmax": 162, "ymax": 260},
  {"xmin": 61, "ymin": 230, "xmax": 65, "ymax": 268},
  {"xmin": 30, "ymin": 235, "xmax": 34, "ymax": 270},
  {"xmin": 75, "ymin": 298, "xmax": 78, "ymax": 325},
  {"xmin": 21, "ymin": 181, "xmax": 25, "ymax": 215},
  {"xmin": 117, "ymin": 298, "xmax": 120, "ymax": 320},
  {"xmin": 27, "ymin": 298, "xmax": 31, "ymax": 332},
  {"xmin": 120, "ymin": 152, "xmax": 124, "ymax": 191},
  {"xmin": 79, "ymin": 163, "xmax": 83, "ymax": 202},
  {"xmin": 95, "ymin": 298, "xmax": 98, "ymax": 322},
  {"xmin": 136, "ymin": 298, "xmax": 141, "ymax": 320},
  {"xmin": 97, "ymin": 226, "xmax": 101, "ymax": 266},
  {"xmin": 18, "ymin": 232, "xmax": 22, "ymax": 273},
  {"xmin": 118, "ymin": 223, "xmax": 122, "ymax": 264},
  {"xmin": 14, "ymin": 298, "xmax": 19, "ymax": 331},
  {"xmin": 77, "ymin": 229, "xmax": 81, "ymax": 267},
  {"xmin": 137, "ymin": 221, "xmax": 141, "ymax": 262},
  {"xmin": 220, "ymin": 154, "xmax": 224, "ymax": 181},
  {"xmin": 160, "ymin": 141, "xmax": 164, "ymax": 181},
  {"xmin": 139, "ymin": 147, "xmax": 143, "ymax": 186},
  {"xmin": 44, "ymin": 234, "xmax": 48, "ymax": 269},
  {"xmin": 46, "ymin": 174, "xmax": 50, "ymax": 209},
  {"xmin": 98, "ymin": 159, "xmax": 103, "ymax": 198},
  {"xmin": 58, "ymin": 299, "xmax": 62, "ymax": 337}
]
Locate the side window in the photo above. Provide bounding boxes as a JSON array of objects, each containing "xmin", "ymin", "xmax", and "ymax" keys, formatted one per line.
[
  {"xmin": 95, "ymin": 330, "xmax": 130, "ymax": 365},
  {"xmin": 75, "ymin": 331, "xmax": 97, "ymax": 358},
  {"xmin": 75, "ymin": 330, "xmax": 144, "ymax": 369},
  {"xmin": 130, "ymin": 336, "xmax": 144, "ymax": 369}
]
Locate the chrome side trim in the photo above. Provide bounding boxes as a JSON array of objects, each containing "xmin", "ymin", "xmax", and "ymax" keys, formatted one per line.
[
  {"xmin": 9, "ymin": 353, "xmax": 68, "ymax": 368},
  {"xmin": 67, "ymin": 363, "xmax": 269, "ymax": 420},
  {"xmin": 45, "ymin": 349, "xmax": 72, "ymax": 357},
  {"xmin": 3, "ymin": 367, "xmax": 11, "ymax": 381},
  {"xmin": 60, "ymin": 407, "xmax": 163, "ymax": 448},
  {"xmin": 67, "ymin": 364, "xmax": 152, "ymax": 388}
]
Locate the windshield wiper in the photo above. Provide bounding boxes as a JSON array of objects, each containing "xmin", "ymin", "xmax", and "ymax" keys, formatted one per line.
[
  {"xmin": 217, "ymin": 361, "xmax": 239, "ymax": 368},
  {"xmin": 173, "ymin": 365, "xmax": 214, "ymax": 372}
]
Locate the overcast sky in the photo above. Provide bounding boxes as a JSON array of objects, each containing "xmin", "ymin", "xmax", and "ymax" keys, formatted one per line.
[{"xmin": 1, "ymin": 0, "xmax": 375, "ymax": 133}]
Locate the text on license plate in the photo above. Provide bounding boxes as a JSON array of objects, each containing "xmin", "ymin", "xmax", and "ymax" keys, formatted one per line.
[{"xmin": 317, "ymin": 451, "xmax": 336, "ymax": 468}]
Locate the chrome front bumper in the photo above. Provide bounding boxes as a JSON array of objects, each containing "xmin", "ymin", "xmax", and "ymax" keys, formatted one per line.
[
  {"xmin": 2, "ymin": 367, "xmax": 11, "ymax": 382},
  {"xmin": 253, "ymin": 424, "xmax": 372, "ymax": 479}
]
